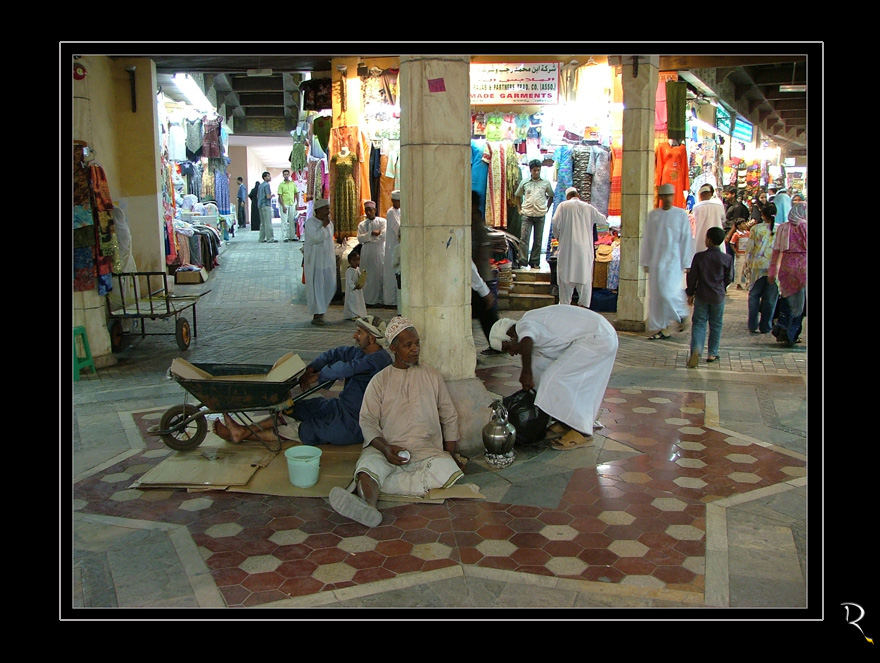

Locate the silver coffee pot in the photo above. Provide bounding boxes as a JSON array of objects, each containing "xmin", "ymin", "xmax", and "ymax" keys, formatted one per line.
[{"xmin": 482, "ymin": 400, "xmax": 516, "ymax": 456}]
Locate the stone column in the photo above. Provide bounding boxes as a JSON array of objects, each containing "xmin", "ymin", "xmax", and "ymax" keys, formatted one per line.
[
  {"xmin": 398, "ymin": 54, "xmax": 493, "ymax": 457},
  {"xmin": 616, "ymin": 55, "xmax": 659, "ymax": 333}
]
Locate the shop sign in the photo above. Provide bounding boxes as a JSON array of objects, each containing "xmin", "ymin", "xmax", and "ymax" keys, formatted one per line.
[
  {"xmin": 470, "ymin": 62, "xmax": 560, "ymax": 105},
  {"xmin": 716, "ymin": 106, "xmax": 731, "ymax": 135},
  {"xmin": 732, "ymin": 118, "xmax": 753, "ymax": 143}
]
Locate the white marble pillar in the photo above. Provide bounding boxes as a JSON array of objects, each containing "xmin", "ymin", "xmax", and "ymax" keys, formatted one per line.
[
  {"xmin": 616, "ymin": 55, "xmax": 659, "ymax": 333},
  {"xmin": 398, "ymin": 55, "xmax": 493, "ymax": 457}
]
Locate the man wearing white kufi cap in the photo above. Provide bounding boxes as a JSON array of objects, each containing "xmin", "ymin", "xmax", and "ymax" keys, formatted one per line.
[
  {"xmin": 303, "ymin": 199, "xmax": 336, "ymax": 326},
  {"xmin": 357, "ymin": 200, "xmax": 387, "ymax": 306},
  {"xmin": 692, "ymin": 183, "xmax": 727, "ymax": 253},
  {"xmin": 383, "ymin": 190, "xmax": 401, "ymax": 307},
  {"xmin": 488, "ymin": 305, "xmax": 618, "ymax": 450},
  {"xmin": 551, "ymin": 186, "xmax": 606, "ymax": 308},
  {"xmin": 329, "ymin": 316, "xmax": 464, "ymax": 527},
  {"xmin": 640, "ymin": 182, "xmax": 695, "ymax": 339}
]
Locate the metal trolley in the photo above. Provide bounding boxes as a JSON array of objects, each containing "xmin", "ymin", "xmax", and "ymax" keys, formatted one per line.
[{"xmin": 106, "ymin": 271, "xmax": 209, "ymax": 352}]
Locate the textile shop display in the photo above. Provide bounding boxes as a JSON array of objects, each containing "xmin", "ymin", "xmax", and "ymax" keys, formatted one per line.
[{"xmin": 73, "ymin": 140, "xmax": 118, "ymax": 295}]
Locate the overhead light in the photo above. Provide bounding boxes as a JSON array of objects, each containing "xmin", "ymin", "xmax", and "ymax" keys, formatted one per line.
[
  {"xmin": 247, "ymin": 68, "xmax": 273, "ymax": 77},
  {"xmin": 172, "ymin": 74, "xmax": 214, "ymax": 112},
  {"xmin": 779, "ymin": 84, "xmax": 806, "ymax": 93}
]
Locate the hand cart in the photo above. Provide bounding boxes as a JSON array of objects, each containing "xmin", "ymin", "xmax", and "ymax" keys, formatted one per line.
[
  {"xmin": 150, "ymin": 361, "xmax": 333, "ymax": 453},
  {"xmin": 106, "ymin": 271, "xmax": 210, "ymax": 352}
]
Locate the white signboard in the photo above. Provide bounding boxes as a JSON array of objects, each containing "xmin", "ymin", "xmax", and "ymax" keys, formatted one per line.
[{"xmin": 470, "ymin": 62, "xmax": 560, "ymax": 105}]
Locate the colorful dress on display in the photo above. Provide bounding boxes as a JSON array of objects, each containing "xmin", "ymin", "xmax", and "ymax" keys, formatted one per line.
[
  {"xmin": 332, "ymin": 151, "xmax": 360, "ymax": 235},
  {"xmin": 202, "ymin": 115, "xmax": 223, "ymax": 158},
  {"xmin": 655, "ymin": 142, "xmax": 690, "ymax": 209}
]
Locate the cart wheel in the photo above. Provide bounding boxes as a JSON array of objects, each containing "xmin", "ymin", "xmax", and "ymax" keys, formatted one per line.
[
  {"xmin": 159, "ymin": 404, "xmax": 206, "ymax": 451},
  {"xmin": 109, "ymin": 320, "xmax": 124, "ymax": 353},
  {"xmin": 176, "ymin": 317, "xmax": 192, "ymax": 350}
]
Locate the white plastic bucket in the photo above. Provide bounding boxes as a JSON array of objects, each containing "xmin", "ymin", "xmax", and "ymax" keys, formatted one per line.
[{"xmin": 284, "ymin": 445, "xmax": 322, "ymax": 488}]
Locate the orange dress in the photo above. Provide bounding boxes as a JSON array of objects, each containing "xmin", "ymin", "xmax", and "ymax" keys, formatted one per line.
[{"xmin": 655, "ymin": 142, "xmax": 690, "ymax": 209}]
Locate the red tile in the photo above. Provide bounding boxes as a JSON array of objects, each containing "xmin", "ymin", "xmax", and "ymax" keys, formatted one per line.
[
  {"xmin": 241, "ymin": 571, "xmax": 284, "ymax": 592},
  {"xmin": 509, "ymin": 532, "xmax": 550, "ymax": 549},
  {"xmin": 343, "ymin": 550, "xmax": 386, "ymax": 570},
  {"xmin": 211, "ymin": 567, "xmax": 247, "ymax": 586},
  {"xmin": 276, "ymin": 559, "xmax": 319, "ymax": 579},
  {"xmin": 383, "ymin": 554, "xmax": 424, "ymax": 574},
  {"xmin": 206, "ymin": 550, "xmax": 247, "ymax": 569},
  {"xmin": 652, "ymin": 565, "xmax": 696, "ymax": 584},
  {"xmin": 352, "ymin": 567, "xmax": 396, "ymax": 584},
  {"xmin": 307, "ymin": 547, "xmax": 348, "ymax": 565},
  {"xmin": 279, "ymin": 576, "xmax": 325, "ymax": 597},
  {"xmin": 511, "ymin": 547, "xmax": 552, "ymax": 566}
]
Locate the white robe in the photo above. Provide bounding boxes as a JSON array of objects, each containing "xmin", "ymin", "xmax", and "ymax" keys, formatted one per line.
[
  {"xmin": 639, "ymin": 206, "xmax": 695, "ymax": 332},
  {"xmin": 343, "ymin": 266, "xmax": 367, "ymax": 319},
  {"xmin": 303, "ymin": 215, "xmax": 337, "ymax": 315},
  {"xmin": 515, "ymin": 305, "xmax": 618, "ymax": 436},
  {"xmin": 357, "ymin": 216, "xmax": 387, "ymax": 305},
  {"xmin": 552, "ymin": 198, "xmax": 606, "ymax": 305},
  {"xmin": 692, "ymin": 198, "xmax": 727, "ymax": 253},
  {"xmin": 383, "ymin": 207, "xmax": 401, "ymax": 306}
]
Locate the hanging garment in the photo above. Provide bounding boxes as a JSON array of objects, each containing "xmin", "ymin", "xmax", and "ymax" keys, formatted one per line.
[
  {"xmin": 185, "ymin": 117, "xmax": 203, "ymax": 159},
  {"xmin": 290, "ymin": 129, "xmax": 309, "ymax": 173},
  {"xmin": 471, "ymin": 139, "xmax": 490, "ymax": 216},
  {"xmin": 587, "ymin": 145, "xmax": 612, "ymax": 217},
  {"xmin": 300, "ymin": 78, "xmax": 333, "ymax": 111},
  {"xmin": 380, "ymin": 68, "xmax": 399, "ymax": 106},
  {"xmin": 167, "ymin": 113, "xmax": 187, "ymax": 161},
  {"xmin": 313, "ymin": 115, "xmax": 332, "ymax": 154},
  {"xmin": 655, "ymin": 142, "xmax": 690, "ymax": 209},
  {"xmin": 570, "ymin": 144, "xmax": 592, "ymax": 202},
  {"xmin": 608, "ymin": 144, "xmax": 622, "ymax": 217},
  {"xmin": 665, "ymin": 81, "xmax": 688, "ymax": 143},
  {"xmin": 331, "ymin": 151, "xmax": 361, "ymax": 235},
  {"xmin": 202, "ymin": 115, "xmax": 223, "ymax": 158}
]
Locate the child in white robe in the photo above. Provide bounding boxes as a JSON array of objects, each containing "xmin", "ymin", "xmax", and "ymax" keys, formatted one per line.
[{"xmin": 343, "ymin": 249, "xmax": 367, "ymax": 320}]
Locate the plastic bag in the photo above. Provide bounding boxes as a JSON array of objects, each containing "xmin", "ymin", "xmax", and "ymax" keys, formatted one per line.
[{"xmin": 501, "ymin": 389, "xmax": 549, "ymax": 446}]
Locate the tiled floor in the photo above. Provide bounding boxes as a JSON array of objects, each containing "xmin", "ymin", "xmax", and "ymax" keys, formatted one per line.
[
  {"xmin": 72, "ymin": 225, "xmax": 812, "ymax": 612},
  {"xmin": 72, "ymin": 365, "xmax": 805, "ymax": 608}
]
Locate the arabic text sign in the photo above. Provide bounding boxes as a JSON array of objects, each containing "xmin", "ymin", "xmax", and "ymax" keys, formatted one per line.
[{"xmin": 470, "ymin": 62, "xmax": 560, "ymax": 105}]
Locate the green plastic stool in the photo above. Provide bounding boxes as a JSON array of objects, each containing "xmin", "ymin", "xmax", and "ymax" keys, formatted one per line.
[{"xmin": 73, "ymin": 326, "xmax": 97, "ymax": 381}]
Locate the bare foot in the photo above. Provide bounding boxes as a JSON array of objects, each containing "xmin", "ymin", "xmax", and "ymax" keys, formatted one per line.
[
  {"xmin": 223, "ymin": 413, "xmax": 249, "ymax": 443},
  {"xmin": 212, "ymin": 418, "xmax": 232, "ymax": 441}
]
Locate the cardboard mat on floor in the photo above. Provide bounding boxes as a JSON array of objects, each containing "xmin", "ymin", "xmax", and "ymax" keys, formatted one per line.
[{"xmin": 132, "ymin": 432, "xmax": 484, "ymax": 503}]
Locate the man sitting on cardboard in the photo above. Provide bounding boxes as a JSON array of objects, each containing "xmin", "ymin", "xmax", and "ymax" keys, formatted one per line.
[{"xmin": 214, "ymin": 316, "xmax": 392, "ymax": 446}]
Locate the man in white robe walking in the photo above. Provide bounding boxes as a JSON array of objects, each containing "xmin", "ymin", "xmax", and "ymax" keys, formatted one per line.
[
  {"xmin": 303, "ymin": 199, "xmax": 336, "ymax": 326},
  {"xmin": 692, "ymin": 183, "xmax": 728, "ymax": 253},
  {"xmin": 640, "ymin": 182, "xmax": 695, "ymax": 339},
  {"xmin": 382, "ymin": 190, "xmax": 401, "ymax": 308},
  {"xmin": 551, "ymin": 186, "xmax": 605, "ymax": 307},
  {"xmin": 357, "ymin": 201, "xmax": 387, "ymax": 306},
  {"xmin": 328, "ymin": 316, "xmax": 464, "ymax": 527},
  {"xmin": 489, "ymin": 305, "xmax": 618, "ymax": 450}
]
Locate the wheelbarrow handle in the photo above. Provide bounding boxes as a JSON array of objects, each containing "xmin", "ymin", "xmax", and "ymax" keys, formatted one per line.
[{"xmin": 275, "ymin": 379, "xmax": 335, "ymax": 412}]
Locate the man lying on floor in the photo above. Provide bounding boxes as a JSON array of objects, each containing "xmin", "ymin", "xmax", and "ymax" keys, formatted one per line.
[{"xmin": 213, "ymin": 316, "xmax": 392, "ymax": 446}]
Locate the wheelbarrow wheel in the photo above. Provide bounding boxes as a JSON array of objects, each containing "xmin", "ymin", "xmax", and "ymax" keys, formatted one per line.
[
  {"xmin": 159, "ymin": 404, "xmax": 206, "ymax": 451},
  {"xmin": 176, "ymin": 317, "xmax": 192, "ymax": 350}
]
